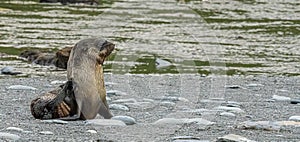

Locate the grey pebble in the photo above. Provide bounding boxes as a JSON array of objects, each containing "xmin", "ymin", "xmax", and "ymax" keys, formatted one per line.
[
  {"xmin": 112, "ymin": 115, "xmax": 136, "ymax": 125},
  {"xmin": 0, "ymin": 132, "xmax": 20, "ymax": 141},
  {"xmin": 39, "ymin": 131, "xmax": 54, "ymax": 135},
  {"xmin": 156, "ymin": 58, "xmax": 172, "ymax": 68},
  {"xmin": 288, "ymin": 116, "xmax": 300, "ymax": 121},
  {"xmin": 217, "ymin": 134, "xmax": 256, "ymax": 142},
  {"xmin": 6, "ymin": 127, "xmax": 24, "ymax": 133},
  {"xmin": 109, "ymin": 104, "xmax": 129, "ymax": 111},
  {"xmin": 85, "ymin": 119, "xmax": 126, "ymax": 126},
  {"xmin": 50, "ymin": 80, "xmax": 65, "ymax": 85},
  {"xmin": 1, "ymin": 66, "xmax": 22, "ymax": 75},
  {"xmin": 156, "ymin": 96, "xmax": 189, "ymax": 102},
  {"xmin": 124, "ymin": 102, "xmax": 154, "ymax": 109},
  {"xmin": 246, "ymin": 83, "xmax": 264, "ymax": 87},
  {"xmin": 223, "ymin": 101, "xmax": 241, "ymax": 107},
  {"xmin": 7, "ymin": 85, "xmax": 37, "ymax": 90}
]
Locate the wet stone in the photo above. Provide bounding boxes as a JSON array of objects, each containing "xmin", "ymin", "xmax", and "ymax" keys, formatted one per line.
[
  {"xmin": 6, "ymin": 127, "xmax": 24, "ymax": 133},
  {"xmin": 112, "ymin": 115, "xmax": 136, "ymax": 125},
  {"xmin": 7, "ymin": 85, "xmax": 37, "ymax": 90},
  {"xmin": 288, "ymin": 116, "xmax": 300, "ymax": 122},
  {"xmin": 39, "ymin": 131, "xmax": 54, "ymax": 135},
  {"xmin": 220, "ymin": 112, "xmax": 236, "ymax": 117},
  {"xmin": 86, "ymin": 130, "xmax": 97, "ymax": 134},
  {"xmin": 0, "ymin": 132, "xmax": 20, "ymax": 141},
  {"xmin": 109, "ymin": 104, "xmax": 129, "ymax": 111},
  {"xmin": 217, "ymin": 134, "xmax": 256, "ymax": 142}
]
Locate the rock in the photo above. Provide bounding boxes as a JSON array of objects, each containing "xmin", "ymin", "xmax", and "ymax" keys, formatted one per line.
[
  {"xmin": 288, "ymin": 116, "xmax": 300, "ymax": 121},
  {"xmin": 86, "ymin": 130, "xmax": 97, "ymax": 134},
  {"xmin": 124, "ymin": 102, "xmax": 154, "ymax": 109},
  {"xmin": 214, "ymin": 106, "xmax": 245, "ymax": 114},
  {"xmin": 42, "ymin": 119, "xmax": 68, "ymax": 124},
  {"xmin": 153, "ymin": 118, "xmax": 214, "ymax": 126},
  {"xmin": 143, "ymin": 98, "xmax": 155, "ymax": 103},
  {"xmin": 217, "ymin": 134, "xmax": 256, "ymax": 142},
  {"xmin": 272, "ymin": 95, "xmax": 291, "ymax": 101},
  {"xmin": 220, "ymin": 112, "xmax": 236, "ymax": 117},
  {"xmin": 106, "ymin": 97, "xmax": 112, "ymax": 101},
  {"xmin": 112, "ymin": 98, "xmax": 137, "ymax": 103},
  {"xmin": 39, "ymin": 131, "xmax": 54, "ymax": 135},
  {"xmin": 156, "ymin": 58, "xmax": 172, "ymax": 68},
  {"xmin": 105, "ymin": 82, "xmax": 116, "ymax": 86},
  {"xmin": 7, "ymin": 85, "xmax": 37, "ymax": 90},
  {"xmin": 112, "ymin": 115, "xmax": 136, "ymax": 125},
  {"xmin": 6, "ymin": 127, "xmax": 24, "ymax": 133},
  {"xmin": 85, "ymin": 119, "xmax": 126, "ymax": 126},
  {"xmin": 106, "ymin": 90, "xmax": 127, "ymax": 97},
  {"xmin": 1, "ymin": 66, "xmax": 22, "ymax": 75},
  {"xmin": 290, "ymin": 99, "xmax": 300, "ymax": 104},
  {"xmin": 109, "ymin": 104, "xmax": 129, "ymax": 111},
  {"xmin": 224, "ymin": 101, "xmax": 241, "ymax": 107},
  {"xmin": 50, "ymin": 80, "xmax": 66, "ymax": 85},
  {"xmin": 0, "ymin": 132, "xmax": 20, "ymax": 141}
]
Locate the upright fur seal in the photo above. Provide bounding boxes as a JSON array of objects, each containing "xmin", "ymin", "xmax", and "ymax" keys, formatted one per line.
[{"xmin": 30, "ymin": 38, "xmax": 114, "ymax": 120}]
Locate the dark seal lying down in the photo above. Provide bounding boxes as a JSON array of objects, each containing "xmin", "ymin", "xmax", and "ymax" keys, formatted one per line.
[{"xmin": 30, "ymin": 38, "xmax": 115, "ymax": 120}]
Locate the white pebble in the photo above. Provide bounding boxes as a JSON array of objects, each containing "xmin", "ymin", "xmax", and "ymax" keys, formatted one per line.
[
  {"xmin": 6, "ymin": 127, "xmax": 24, "ymax": 133},
  {"xmin": 86, "ymin": 130, "xmax": 97, "ymax": 134},
  {"xmin": 7, "ymin": 85, "xmax": 37, "ymax": 90}
]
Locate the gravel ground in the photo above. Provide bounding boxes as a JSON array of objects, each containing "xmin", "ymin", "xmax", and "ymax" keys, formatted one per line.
[{"xmin": 0, "ymin": 72, "xmax": 300, "ymax": 141}]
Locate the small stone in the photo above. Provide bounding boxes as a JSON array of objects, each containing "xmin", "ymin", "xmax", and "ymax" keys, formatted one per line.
[
  {"xmin": 224, "ymin": 101, "xmax": 241, "ymax": 107},
  {"xmin": 1, "ymin": 66, "xmax": 22, "ymax": 75},
  {"xmin": 214, "ymin": 106, "xmax": 245, "ymax": 114},
  {"xmin": 272, "ymin": 95, "xmax": 291, "ymax": 101},
  {"xmin": 153, "ymin": 118, "xmax": 214, "ymax": 126},
  {"xmin": 217, "ymin": 134, "xmax": 256, "ymax": 142},
  {"xmin": 225, "ymin": 85, "xmax": 242, "ymax": 89},
  {"xmin": 39, "ymin": 131, "xmax": 54, "ymax": 135},
  {"xmin": 42, "ymin": 119, "xmax": 68, "ymax": 124},
  {"xmin": 124, "ymin": 102, "xmax": 154, "ymax": 109},
  {"xmin": 143, "ymin": 98, "xmax": 155, "ymax": 103},
  {"xmin": 156, "ymin": 96, "xmax": 189, "ymax": 102},
  {"xmin": 85, "ymin": 119, "xmax": 126, "ymax": 126},
  {"xmin": 0, "ymin": 132, "xmax": 20, "ymax": 141},
  {"xmin": 112, "ymin": 98, "xmax": 137, "ymax": 103},
  {"xmin": 288, "ymin": 116, "xmax": 300, "ymax": 122},
  {"xmin": 106, "ymin": 97, "xmax": 112, "ymax": 101},
  {"xmin": 86, "ymin": 130, "xmax": 97, "ymax": 134},
  {"xmin": 156, "ymin": 58, "xmax": 172, "ymax": 68},
  {"xmin": 112, "ymin": 115, "xmax": 136, "ymax": 125},
  {"xmin": 109, "ymin": 104, "xmax": 129, "ymax": 111},
  {"xmin": 220, "ymin": 112, "xmax": 236, "ymax": 117},
  {"xmin": 239, "ymin": 121, "xmax": 282, "ymax": 131},
  {"xmin": 6, "ymin": 127, "xmax": 24, "ymax": 133},
  {"xmin": 7, "ymin": 85, "xmax": 37, "ymax": 90},
  {"xmin": 50, "ymin": 80, "xmax": 66, "ymax": 85},
  {"xmin": 290, "ymin": 99, "xmax": 300, "ymax": 104}
]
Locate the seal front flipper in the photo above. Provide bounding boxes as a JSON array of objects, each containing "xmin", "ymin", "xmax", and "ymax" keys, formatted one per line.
[{"xmin": 47, "ymin": 80, "xmax": 73, "ymax": 110}]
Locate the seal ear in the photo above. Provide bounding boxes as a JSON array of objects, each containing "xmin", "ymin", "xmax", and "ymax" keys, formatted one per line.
[{"xmin": 97, "ymin": 42, "xmax": 115, "ymax": 64}]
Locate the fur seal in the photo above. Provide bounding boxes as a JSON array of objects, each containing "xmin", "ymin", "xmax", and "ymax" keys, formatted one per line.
[
  {"xmin": 30, "ymin": 38, "xmax": 114, "ymax": 120},
  {"xmin": 20, "ymin": 46, "xmax": 72, "ymax": 69}
]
